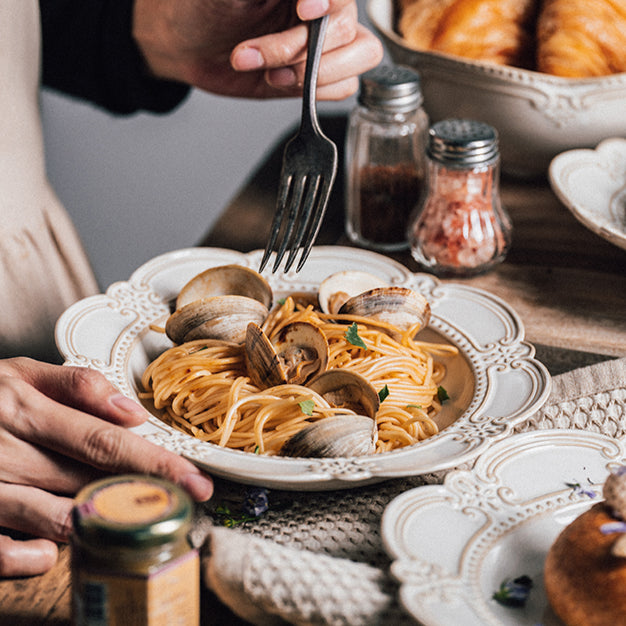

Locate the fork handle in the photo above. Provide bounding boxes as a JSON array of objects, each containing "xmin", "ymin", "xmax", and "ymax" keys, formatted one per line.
[{"xmin": 301, "ymin": 15, "xmax": 329, "ymax": 136}]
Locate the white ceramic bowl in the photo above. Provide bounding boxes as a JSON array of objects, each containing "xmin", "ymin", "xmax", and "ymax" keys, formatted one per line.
[{"xmin": 366, "ymin": 0, "xmax": 626, "ymax": 177}]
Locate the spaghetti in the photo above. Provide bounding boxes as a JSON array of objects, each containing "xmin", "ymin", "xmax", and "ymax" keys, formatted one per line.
[{"xmin": 140, "ymin": 296, "xmax": 458, "ymax": 455}]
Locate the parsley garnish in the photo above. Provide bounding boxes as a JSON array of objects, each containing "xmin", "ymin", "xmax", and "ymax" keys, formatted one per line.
[
  {"xmin": 437, "ymin": 386, "xmax": 449, "ymax": 402},
  {"xmin": 406, "ymin": 404, "xmax": 422, "ymax": 410},
  {"xmin": 299, "ymin": 399, "xmax": 315, "ymax": 416},
  {"xmin": 378, "ymin": 385, "xmax": 390, "ymax": 402},
  {"xmin": 345, "ymin": 322, "xmax": 367, "ymax": 349}
]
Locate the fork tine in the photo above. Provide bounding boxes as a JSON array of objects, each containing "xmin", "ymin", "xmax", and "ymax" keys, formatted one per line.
[
  {"xmin": 271, "ymin": 175, "xmax": 307, "ymax": 272},
  {"xmin": 282, "ymin": 175, "xmax": 321, "ymax": 272},
  {"xmin": 295, "ymin": 174, "xmax": 334, "ymax": 272},
  {"xmin": 259, "ymin": 173, "xmax": 293, "ymax": 272}
]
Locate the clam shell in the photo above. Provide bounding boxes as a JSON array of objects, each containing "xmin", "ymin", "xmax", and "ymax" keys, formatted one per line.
[
  {"xmin": 307, "ymin": 369, "xmax": 380, "ymax": 418},
  {"xmin": 317, "ymin": 270, "xmax": 388, "ymax": 314},
  {"xmin": 244, "ymin": 321, "xmax": 329, "ymax": 389},
  {"xmin": 280, "ymin": 414, "xmax": 377, "ymax": 458},
  {"xmin": 165, "ymin": 295, "xmax": 269, "ymax": 344},
  {"xmin": 176, "ymin": 264, "xmax": 272, "ymax": 310},
  {"xmin": 339, "ymin": 286, "xmax": 431, "ymax": 334}
]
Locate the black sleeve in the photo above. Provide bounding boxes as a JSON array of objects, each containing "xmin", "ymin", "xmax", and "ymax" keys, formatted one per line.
[{"xmin": 39, "ymin": 0, "xmax": 190, "ymax": 115}]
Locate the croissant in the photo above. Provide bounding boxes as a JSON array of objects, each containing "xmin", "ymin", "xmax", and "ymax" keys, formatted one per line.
[
  {"xmin": 537, "ymin": 0, "xmax": 626, "ymax": 77},
  {"xmin": 397, "ymin": 0, "xmax": 539, "ymax": 68}
]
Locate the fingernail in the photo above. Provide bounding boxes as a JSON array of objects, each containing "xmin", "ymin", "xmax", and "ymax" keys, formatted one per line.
[
  {"xmin": 232, "ymin": 47, "xmax": 265, "ymax": 71},
  {"xmin": 267, "ymin": 67, "xmax": 298, "ymax": 87},
  {"xmin": 181, "ymin": 472, "xmax": 214, "ymax": 501},
  {"xmin": 110, "ymin": 393, "xmax": 146, "ymax": 417},
  {"xmin": 298, "ymin": 0, "xmax": 330, "ymax": 20}
]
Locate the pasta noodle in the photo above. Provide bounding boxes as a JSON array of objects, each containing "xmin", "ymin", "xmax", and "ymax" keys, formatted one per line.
[{"xmin": 140, "ymin": 296, "xmax": 458, "ymax": 455}]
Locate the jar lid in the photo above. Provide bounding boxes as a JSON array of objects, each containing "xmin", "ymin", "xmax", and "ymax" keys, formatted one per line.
[
  {"xmin": 358, "ymin": 65, "xmax": 423, "ymax": 112},
  {"xmin": 428, "ymin": 119, "xmax": 499, "ymax": 166},
  {"xmin": 72, "ymin": 474, "xmax": 193, "ymax": 548}
]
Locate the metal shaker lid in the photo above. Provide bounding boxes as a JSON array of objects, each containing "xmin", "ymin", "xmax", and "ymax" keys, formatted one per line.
[
  {"xmin": 428, "ymin": 119, "xmax": 499, "ymax": 166},
  {"xmin": 358, "ymin": 65, "xmax": 423, "ymax": 112}
]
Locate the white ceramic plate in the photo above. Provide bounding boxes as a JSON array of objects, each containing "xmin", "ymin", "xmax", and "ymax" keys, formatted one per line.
[
  {"xmin": 382, "ymin": 429, "xmax": 626, "ymax": 626},
  {"xmin": 549, "ymin": 137, "xmax": 626, "ymax": 251},
  {"xmin": 55, "ymin": 246, "xmax": 550, "ymax": 490}
]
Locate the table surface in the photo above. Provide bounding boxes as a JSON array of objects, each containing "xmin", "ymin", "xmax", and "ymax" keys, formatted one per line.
[{"xmin": 2, "ymin": 114, "xmax": 625, "ymax": 624}]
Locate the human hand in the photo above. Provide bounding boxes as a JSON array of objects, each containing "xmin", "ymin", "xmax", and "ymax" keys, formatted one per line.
[
  {"xmin": 0, "ymin": 357, "xmax": 213, "ymax": 578},
  {"xmin": 133, "ymin": 0, "xmax": 383, "ymax": 99}
]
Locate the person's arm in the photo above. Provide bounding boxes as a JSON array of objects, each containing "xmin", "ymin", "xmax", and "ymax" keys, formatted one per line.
[{"xmin": 39, "ymin": 0, "xmax": 190, "ymax": 114}]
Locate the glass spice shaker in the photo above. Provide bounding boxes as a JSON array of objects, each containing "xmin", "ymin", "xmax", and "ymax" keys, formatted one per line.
[
  {"xmin": 345, "ymin": 65, "xmax": 429, "ymax": 251},
  {"xmin": 408, "ymin": 119, "xmax": 512, "ymax": 277}
]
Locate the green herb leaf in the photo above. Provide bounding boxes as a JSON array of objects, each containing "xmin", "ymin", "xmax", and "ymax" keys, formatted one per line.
[
  {"xmin": 299, "ymin": 399, "xmax": 315, "ymax": 416},
  {"xmin": 437, "ymin": 386, "xmax": 450, "ymax": 403},
  {"xmin": 406, "ymin": 404, "xmax": 422, "ymax": 410},
  {"xmin": 378, "ymin": 385, "xmax": 390, "ymax": 402},
  {"xmin": 345, "ymin": 322, "xmax": 367, "ymax": 349},
  {"xmin": 277, "ymin": 297, "xmax": 286, "ymax": 306}
]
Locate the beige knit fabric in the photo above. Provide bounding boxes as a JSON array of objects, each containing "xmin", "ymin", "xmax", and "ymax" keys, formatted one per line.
[
  {"xmin": 0, "ymin": 1, "xmax": 98, "ymax": 363},
  {"xmin": 195, "ymin": 357, "xmax": 626, "ymax": 625}
]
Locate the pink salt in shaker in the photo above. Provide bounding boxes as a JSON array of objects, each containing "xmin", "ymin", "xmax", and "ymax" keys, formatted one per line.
[{"xmin": 408, "ymin": 119, "xmax": 512, "ymax": 277}]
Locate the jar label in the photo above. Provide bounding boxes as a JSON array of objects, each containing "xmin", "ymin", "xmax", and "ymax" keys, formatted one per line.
[{"xmin": 73, "ymin": 550, "xmax": 200, "ymax": 625}]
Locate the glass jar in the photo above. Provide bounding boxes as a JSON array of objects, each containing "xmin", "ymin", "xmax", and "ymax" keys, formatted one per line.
[
  {"xmin": 71, "ymin": 474, "xmax": 199, "ymax": 626},
  {"xmin": 408, "ymin": 119, "xmax": 512, "ymax": 277},
  {"xmin": 345, "ymin": 65, "xmax": 429, "ymax": 251}
]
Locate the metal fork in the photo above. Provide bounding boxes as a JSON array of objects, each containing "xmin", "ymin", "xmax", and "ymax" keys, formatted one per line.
[{"xmin": 259, "ymin": 15, "xmax": 338, "ymax": 273}]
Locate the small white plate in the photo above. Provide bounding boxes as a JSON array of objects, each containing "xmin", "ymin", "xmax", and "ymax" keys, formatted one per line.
[
  {"xmin": 55, "ymin": 246, "xmax": 550, "ymax": 490},
  {"xmin": 382, "ymin": 429, "xmax": 626, "ymax": 626},
  {"xmin": 549, "ymin": 137, "xmax": 626, "ymax": 251}
]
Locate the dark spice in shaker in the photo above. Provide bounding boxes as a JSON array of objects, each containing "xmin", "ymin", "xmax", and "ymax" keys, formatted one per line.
[
  {"xmin": 345, "ymin": 65, "xmax": 428, "ymax": 252},
  {"xmin": 358, "ymin": 163, "xmax": 423, "ymax": 244}
]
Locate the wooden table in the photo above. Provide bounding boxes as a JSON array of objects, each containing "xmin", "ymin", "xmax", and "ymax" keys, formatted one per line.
[{"xmin": 2, "ymin": 114, "xmax": 624, "ymax": 624}]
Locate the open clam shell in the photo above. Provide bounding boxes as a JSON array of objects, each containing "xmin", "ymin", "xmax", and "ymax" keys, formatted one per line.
[
  {"xmin": 279, "ymin": 414, "xmax": 378, "ymax": 458},
  {"xmin": 176, "ymin": 264, "xmax": 272, "ymax": 310},
  {"xmin": 317, "ymin": 270, "xmax": 389, "ymax": 314},
  {"xmin": 339, "ymin": 286, "xmax": 431, "ymax": 335},
  {"xmin": 245, "ymin": 321, "xmax": 329, "ymax": 389},
  {"xmin": 307, "ymin": 369, "xmax": 380, "ymax": 419},
  {"xmin": 165, "ymin": 264, "xmax": 274, "ymax": 345},
  {"xmin": 165, "ymin": 295, "xmax": 269, "ymax": 344}
]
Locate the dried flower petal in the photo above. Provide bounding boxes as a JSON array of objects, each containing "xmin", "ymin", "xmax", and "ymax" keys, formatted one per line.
[
  {"xmin": 566, "ymin": 481, "xmax": 597, "ymax": 499},
  {"xmin": 600, "ymin": 521, "xmax": 626, "ymax": 535},
  {"xmin": 242, "ymin": 487, "xmax": 269, "ymax": 518},
  {"xmin": 492, "ymin": 575, "xmax": 533, "ymax": 608}
]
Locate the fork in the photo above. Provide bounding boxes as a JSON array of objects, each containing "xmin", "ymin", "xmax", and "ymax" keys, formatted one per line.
[{"xmin": 259, "ymin": 15, "xmax": 338, "ymax": 274}]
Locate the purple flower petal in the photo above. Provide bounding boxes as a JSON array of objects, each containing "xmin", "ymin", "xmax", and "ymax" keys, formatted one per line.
[{"xmin": 600, "ymin": 521, "xmax": 626, "ymax": 534}]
